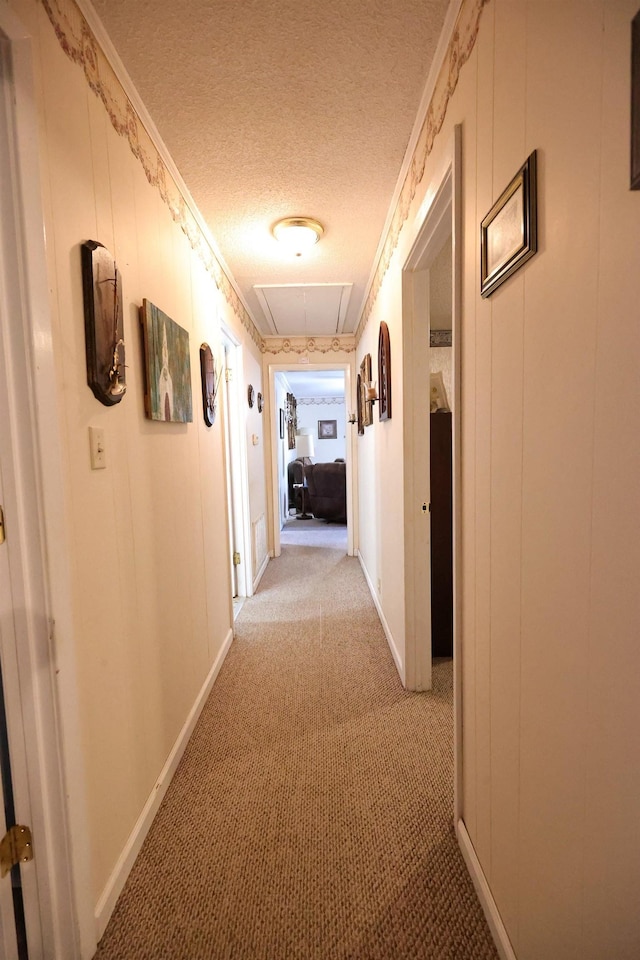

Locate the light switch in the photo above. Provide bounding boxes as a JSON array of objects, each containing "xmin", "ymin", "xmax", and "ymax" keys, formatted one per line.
[{"xmin": 89, "ymin": 427, "xmax": 106, "ymax": 469}]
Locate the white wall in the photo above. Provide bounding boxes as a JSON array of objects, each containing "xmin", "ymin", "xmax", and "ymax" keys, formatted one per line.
[
  {"xmin": 296, "ymin": 399, "xmax": 346, "ymax": 462},
  {"xmin": 244, "ymin": 348, "xmax": 268, "ymax": 570},
  {"xmin": 7, "ymin": 0, "xmax": 267, "ymax": 935},
  {"xmin": 355, "ymin": 267, "xmax": 404, "ymax": 653},
  {"xmin": 356, "ymin": 1, "xmax": 640, "ymax": 957}
]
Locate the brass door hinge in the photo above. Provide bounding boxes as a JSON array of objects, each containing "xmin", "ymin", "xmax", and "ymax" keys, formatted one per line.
[
  {"xmin": 0, "ymin": 505, "xmax": 5, "ymax": 544},
  {"xmin": 225, "ymin": 368, "xmax": 233, "ymax": 382},
  {"xmin": 0, "ymin": 825, "xmax": 33, "ymax": 878},
  {"xmin": 233, "ymin": 551, "xmax": 241, "ymax": 566}
]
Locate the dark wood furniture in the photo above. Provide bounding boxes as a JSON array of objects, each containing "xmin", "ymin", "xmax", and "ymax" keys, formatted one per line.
[
  {"xmin": 430, "ymin": 412, "xmax": 453, "ymax": 657},
  {"xmin": 305, "ymin": 462, "xmax": 347, "ymax": 523},
  {"xmin": 287, "ymin": 459, "xmax": 305, "ymax": 514}
]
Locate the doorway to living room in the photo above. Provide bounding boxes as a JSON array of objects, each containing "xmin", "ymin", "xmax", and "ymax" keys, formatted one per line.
[{"xmin": 268, "ymin": 363, "xmax": 355, "ymax": 558}]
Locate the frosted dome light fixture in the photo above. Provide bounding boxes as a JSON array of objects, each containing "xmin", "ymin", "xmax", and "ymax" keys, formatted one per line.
[{"xmin": 272, "ymin": 217, "xmax": 324, "ymax": 256}]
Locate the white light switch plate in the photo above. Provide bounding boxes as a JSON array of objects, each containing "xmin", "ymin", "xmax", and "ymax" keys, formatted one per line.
[{"xmin": 89, "ymin": 427, "xmax": 106, "ymax": 469}]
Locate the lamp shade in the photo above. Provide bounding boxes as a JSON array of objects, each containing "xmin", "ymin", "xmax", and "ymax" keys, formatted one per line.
[{"xmin": 295, "ymin": 433, "xmax": 315, "ymax": 459}]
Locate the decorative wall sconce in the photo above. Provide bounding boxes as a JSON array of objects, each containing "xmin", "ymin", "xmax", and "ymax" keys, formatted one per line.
[
  {"xmin": 359, "ymin": 354, "xmax": 374, "ymax": 431},
  {"xmin": 365, "ymin": 381, "xmax": 379, "ymax": 404},
  {"xmin": 81, "ymin": 240, "xmax": 126, "ymax": 405}
]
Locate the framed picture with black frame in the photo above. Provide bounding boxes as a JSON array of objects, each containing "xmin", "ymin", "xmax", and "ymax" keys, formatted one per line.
[
  {"xmin": 377, "ymin": 321, "xmax": 392, "ymax": 421},
  {"xmin": 480, "ymin": 151, "xmax": 537, "ymax": 298},
  {"xmin": 318, "ymin": 419, "xmax": 337, "ymax": 440},
  {"xmin": 279, "ymin": 408, "xmax": 285, "ymax": 440},
  {"xmin": 356, "ymin": 373, "xmax": 364, "ymax": 435}
]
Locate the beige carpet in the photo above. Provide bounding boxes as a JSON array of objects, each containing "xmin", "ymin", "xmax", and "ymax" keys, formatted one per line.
[{"xmin": 95, "ymin": 521, "xmax": 498, "ymax": 959}]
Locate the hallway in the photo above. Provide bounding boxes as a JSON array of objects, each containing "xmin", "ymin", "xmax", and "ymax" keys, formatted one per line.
[{"xmin": 94, "ymin": 526, "xmax": 497, "ymax": 959}]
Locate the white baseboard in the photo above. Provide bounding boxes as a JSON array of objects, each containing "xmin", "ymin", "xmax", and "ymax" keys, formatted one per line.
[
  {"xmin": 357, "ymin": 550, "xmax": 404, "ymax": 684},
  {"xmin": 456, "ymin": 819, "xmax": 517, "ymax": 960},
  {"xmin": 94, "ymin": 627, "xmax": 234, "ymax": 939},
  {"xmin": 253, "ymin": 552, "xmax": 269, "ymax": 593}
]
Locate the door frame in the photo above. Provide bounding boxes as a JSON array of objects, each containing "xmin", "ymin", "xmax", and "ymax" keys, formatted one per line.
[
  {"xmin": 0, "ymin": 9, "xmax": 91, "ymax": 958},
  {"xmin": 267, "ymin": 362, "xmax": 356, "ymax": 559},
  {"xmin": 402, "ymin": 126, "xmax": 463, "ymax": 819},
  {"xmin": 220, "ymin": 326, "xmax": 253, "ymax": 599}
]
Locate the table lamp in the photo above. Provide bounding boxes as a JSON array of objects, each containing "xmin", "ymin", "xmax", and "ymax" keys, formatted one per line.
[{"xmin": 294, "ymin": 433, "xmax": 315, "ymax": 519}]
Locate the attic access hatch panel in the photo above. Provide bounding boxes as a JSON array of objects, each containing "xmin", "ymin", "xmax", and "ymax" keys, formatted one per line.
[{"xmin": 254, "ymin": 283, "xmax": 353, "ymax": 337}]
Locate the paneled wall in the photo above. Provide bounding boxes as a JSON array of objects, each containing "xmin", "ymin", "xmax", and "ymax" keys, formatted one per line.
[
  {"xmin": 9, "ymin": 0, "xmax": 640, "ymax": 954},
  {"xmin": 358, "ymin": 2, "xmax": 640, "ymax": 957},
  {"xmin": 9, "ymin": 0, "xmax": 265, "ymax": 921}
]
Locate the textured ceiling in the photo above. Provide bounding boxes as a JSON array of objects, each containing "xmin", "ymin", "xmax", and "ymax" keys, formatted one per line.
[
  {"xmin": 284, "ymin": 370, "xmax": 345, "ymax": 399},
  {"xmin": 254, "ymin": 283, "xmax": 353, "ymax": 337},
  {"xmin": 90, "ymin": 0, "xmax": 450, "ymax": 336}
]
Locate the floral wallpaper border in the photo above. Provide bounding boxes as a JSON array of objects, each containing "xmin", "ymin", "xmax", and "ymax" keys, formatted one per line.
[
  {"xmin": 355, "ymin": 0, "xmax": 489, "ymax": 343},
  {"xmin": 40, "ymin": 0, "xmax": 487, "ymax": 354},
  {"xmin": 261, "ymin": 336, "xmax": 355, "ymax": 356},
  {"xmin": 40, "ymin": 0, "xmax": 263, "ymax": 350},
  {"xmin": 298, "ymin": 397, "xmax": 345, "ymax": 407}
]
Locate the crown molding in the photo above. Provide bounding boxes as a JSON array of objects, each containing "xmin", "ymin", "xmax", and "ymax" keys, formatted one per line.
[
  {"xmin": 355, "ymin": 0, "xmax": 488, "ymax": 343},
  {"xmin": 54, "ymin": 0, "xmax": 262, "ymax": 347}
]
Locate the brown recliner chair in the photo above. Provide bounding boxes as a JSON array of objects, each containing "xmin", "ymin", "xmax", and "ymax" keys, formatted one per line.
[{"xmin": 304, "ymin": 462, "xmax": 347, "ymax": 523}]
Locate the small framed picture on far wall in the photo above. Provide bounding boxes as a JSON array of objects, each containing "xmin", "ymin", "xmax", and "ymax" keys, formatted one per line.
[{"xmin": 318, "ymin": 419, "xmax": 337, "ymax": 440}]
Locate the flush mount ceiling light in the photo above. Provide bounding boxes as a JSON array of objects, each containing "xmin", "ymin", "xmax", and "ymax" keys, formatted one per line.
[{"xmin": 272, "ymin": 217, "xmax": 324, "ymax": 256}]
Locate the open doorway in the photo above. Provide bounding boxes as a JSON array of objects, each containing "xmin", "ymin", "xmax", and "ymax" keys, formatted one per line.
[
  {"xmin": 402, "ymin": 126, "xmax": 462, "ymax": 820},
  {"xmin": 268, "ymin": 363, "xmax": 355, "ymax": 558},
  {"xmin": 428, "ymin": 236, "xmax": 454, "ymax": 659},
  {"xmin": 221, "ymin": 329, "xmax": 252, "ymax": 615}
]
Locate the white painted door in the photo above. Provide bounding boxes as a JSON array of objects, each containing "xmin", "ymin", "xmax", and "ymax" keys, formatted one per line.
[
  {"xmin": 0, "ymin": 14, "xmax": 85, "ymax": 956},
  {"xmin": 0, "ymin": 548, "xmax": 20, "ymax": 960},
  {"xmin": 0, "ymin": 35, "xmax": 40, "ymax": 960},
  {"xmin": 223, "ymin": 344, "xmax": 239, "ymax": 599},
  {"xmin": 0, "ymin": 480, "xmax": 28, "ymax": 959}
]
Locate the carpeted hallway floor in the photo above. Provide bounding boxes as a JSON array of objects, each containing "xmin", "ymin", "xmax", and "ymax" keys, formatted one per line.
[{"xmin": 94, "ymin": 520, "xmax": 498, "ymax": 959}]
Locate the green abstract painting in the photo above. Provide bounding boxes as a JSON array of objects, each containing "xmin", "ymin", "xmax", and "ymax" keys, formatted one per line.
[{"xmin": 141, "ymin": 299, "xmax": 192, "ymax": 423}]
